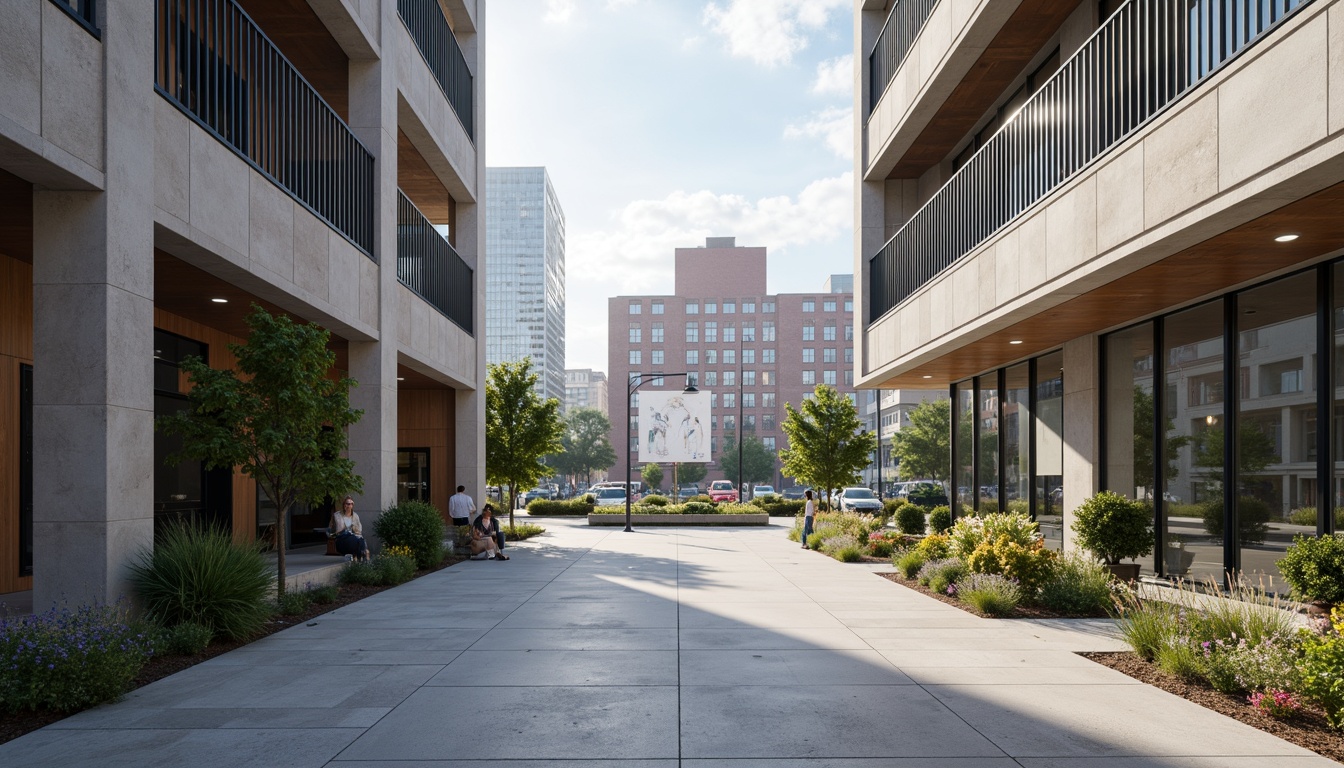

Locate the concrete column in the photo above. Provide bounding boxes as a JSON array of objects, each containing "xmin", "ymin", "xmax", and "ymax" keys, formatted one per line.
[
  {"xmin": 455, "ymin": 0, "xmax": 487, "ymax": 502},
  {"xmin": 1062, "ymin": 334, "xmax": 1102, "ymax": 554},
  {"xmin": 346, "ymin": 3, "xmax": 400, "ymax": 530},
  {"xmin": 31, "ymin": 2, "xmax": 155, "ymax": 610}
]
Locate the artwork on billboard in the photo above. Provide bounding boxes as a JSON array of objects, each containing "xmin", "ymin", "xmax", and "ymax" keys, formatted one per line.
[{"xmin": 638, "ymin": 390, "xmax": 711, "ymax": 463}]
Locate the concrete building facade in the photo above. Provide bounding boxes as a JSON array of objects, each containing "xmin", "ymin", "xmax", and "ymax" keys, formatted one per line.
[
  {"xmin": 856, "ymin": 0, "xmax": 1343, "ymax": 581},
  {"xmin": 609, "ymin": 238, "xmax": 858, "ymax": 490},
  {"xmin": 0, "ymin": 0, "xmax": 486, "ymax": 608},
  {"xmin": 485, "ymin": 166, "xmax": 566, "ymax": 403},
  {"xmin": 565, "ymin": 368, "xmax": 609, "ymax": 417}
]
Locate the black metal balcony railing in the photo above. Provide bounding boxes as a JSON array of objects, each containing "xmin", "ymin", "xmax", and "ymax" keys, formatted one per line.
[
  {"xmin": 397, "ymin": 192, "xmax": 474, "ymax": 334},
  {"xmin": 398, "ymin": 0, "xmax": 475, "ymax": 141},
  {"xmin": 868, "ymin": 0, "xmax": 938, "ymax": 114},
  {"xmin": 50, "ymin": 0, "xmax": 100, "ymax": 37},
  {"xmin": 869, "ymin": 0, "xmax": 1310, "ymax": 322},
  {"xmin": 155, "ymin": 0, "xmax": 376, "ymax": 259}
]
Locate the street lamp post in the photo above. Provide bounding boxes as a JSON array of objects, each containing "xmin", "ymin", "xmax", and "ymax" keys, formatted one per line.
[
  {"xmin": 626, "ymin": 371, "xmax": 697, "ymax": 532},
  {"xmin": 738, "ymin": 330, "xmax": 743, "ymax": 500}
]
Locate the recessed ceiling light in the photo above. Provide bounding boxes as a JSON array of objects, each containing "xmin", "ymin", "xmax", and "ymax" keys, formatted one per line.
[
  {"xmin": 1009, "ymin": 340, "xmax": 1023, "ymax": 345},
  {"xmin": 1275, "ymin": 234, "xmax": 1299, "ymax": 242},
  {"xmin": 211, "ymin": 298, "xmax": 228, "ymax": 303},
  {"xmin": 922, "ymin": 375, "xmax": 932, "ymax": 379},
  {"xmin": 396, "ymin": 377, "xmax": 405, "ymax": 381}
]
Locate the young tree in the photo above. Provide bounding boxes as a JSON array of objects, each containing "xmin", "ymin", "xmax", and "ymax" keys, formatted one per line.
[
  {"xmin": 719, "ymin": 431, "xmax": 777, "ymax": 487},
  {"xmin": 157, "ymin": 306, "xmax": 363, "ymax": 595},
  {"xmin": 486, "ymin": 358, "xmax": 564, "ymax": 529},
  {"xmin": 550, "ymin": 408, "xmax": 616, "ymax": 486},
  {"xmin": 892, "ymin": 400, "xmax": 951, "ymax": 482},
  {"xmin": 677, "ymin": 461, "xmax": 707, "ymax": 487},
  {"xmin": 641, "ymin": 463, "xmax": 664, "ymax": 493},
  {"xmin": 780, "ymin": 385, "xmax": 878, "ymax": 508}
]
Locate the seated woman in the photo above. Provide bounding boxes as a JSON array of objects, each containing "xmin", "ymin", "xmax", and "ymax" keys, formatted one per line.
[
  {"xmin": 471, "ymin": 505, "xmax": 508, "ymax": 561},
  {"xmin": 329, "ymin": 496, "xmax": 370, "ymax": 561}
]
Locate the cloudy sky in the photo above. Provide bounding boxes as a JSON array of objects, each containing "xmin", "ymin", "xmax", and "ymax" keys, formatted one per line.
[{"xmin": 485, "ymin": 0, "xmax": 855, "ymax": 372}]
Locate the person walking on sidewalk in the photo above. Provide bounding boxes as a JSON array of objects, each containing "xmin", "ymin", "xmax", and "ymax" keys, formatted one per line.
[
  {"xmin": 449, "ymin": 484, "xmax": 476, "ymax": 529},
  {"xmin": 801, "ymin": 489, "xmax": 816, "ymax": 548}
]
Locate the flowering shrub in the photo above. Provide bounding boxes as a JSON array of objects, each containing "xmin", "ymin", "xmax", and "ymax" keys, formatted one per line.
[
  {"xmin": 914, "ymin": 534, "xmax": 951, "ymax": 560},
  {"xmin": 1196, "ymin": 636, "xmax": 1300, "ymax": 695},
  {"xmin": 948, "ymin": 512, "xmax": 1039, "ymax": 558},
  {"xmin": 965, "ymin": 535, "xmax": 1056, "ymax": 593},
  {"xmin": 0, "ymin": 602, "xmax": 155, "ymax": 712},
  {"xmin": 868, "ymin": 539, "xmax": 895, "ymax": 558},
  {"xmin": 1248, "ymin": 690, "xmax": 1302, "ymax": 719},
  {"xmin": 917, "ymin": 557, "xmax": 966, "ymax": 594},
  {"xmin": 821, "ymin": 534, "xmax": 865, "ymax": 562},
  {"xmin": 1301, "ymin": 608, "xmax": 1344, "ymax": 728},
  {"xmin": 959, "ymin": 573, "xmax": 1023, "ymax": 616},
  {"xmin": 382, "ymin": 544, "xmax": 416, "ymax": 560}
]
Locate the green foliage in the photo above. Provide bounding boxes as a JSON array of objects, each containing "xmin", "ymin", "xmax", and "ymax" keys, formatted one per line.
[
  {"xmin": 779, "ymin": 385, "xmax": 878, "ymax": 508},
  {"xmin": 1071, "ymin": 491, "xmax": 1153, "ymax": 564},
  {"xmin": 1301, "ymin": 611, "xmax": 1344, "ymax": 728},
  {"xmin": 505, "ymin": 523, "xmax": 546, "ymax": 541},
  {"xmin": 821, "ymin": 534, "xmax": 864, "ymax": 562},
  {"xmin": 373, "ymin": 500, "xmax": 446, "ymax": 569},
  {"xmin": 526, "ymin": 498, "xmax": 594, "ymax": 515},
  {"xmin": 907, "ymin": 483, "xmax": 949, "ymax": 508},
  {"xmin": 958, "ymin": 573, "xmax": 1023, "ymax": 616},
  {"xmin": 927, "ymin": 506, "xmax": 953, "ymax": 534},
  {"xmin": 550, "ymin": 408, "xmax": 616, "ymax": 485},
  {"xmin": 719, "ymin": 431, "xmax": 778, "ymax": 486},
  {"xmin": 1288, "ymin": 507, "xmax": 1344, "ymax": 528},
  {"xmin": 1037, "ymin": 553, "xmax": 1115, "ymax": 614},
  {"xmin": 641, "ymin": 463, "xmax": 664, "ymax": 492},
  {"xmin": 338, "ymin": 559, "xmax": 382, "ymax": 586},
  {"xmin": 882, "ymin": 498, "xmax": 908, "ymax": 515},
  {"xmin": 914, "ymin": 533, "xmax": 952, "ymax": 560},
  {"xmin": 806, "ymin": 532, "xmax": 824, "ymax": 550},
  {"xmin": 276, "ymin": 590, "xmax": 312, "ymax": 616},
  {"xmin": 156, "ymin": 305, "xmax": 363, "ymax": 595},
  {"xmin": 1194, "ymin": 423, "xmax": 1277, "ymax": 474},
  {"xmin": 894, "ymin": 550, "xmax": 927, "ymax": 578},
  {"xmin": 338, "ymin": 554, "xmax": 417, "ymax": 587},
  {"xmin": 309, "ymin": 584, "xmax": 340, "ymax": 604},
  {"xmin": 1113, "ymin": 592, "xmax": 1181, "ymax": 660},
  {"xmin": 1131, "ymin": 386, "xmax": 1191, "ymax": 485},
  {"xmin": 682, "ymin": 501, "xmax": 717, "ymax": 514},
  {"xmin": 641, "ymin": 494, "xmax": 671, "ymax": 506},
  {"xmin": 919, "ymin": 558, "xmax": 966, "ymax": 594},
  {"xmin": 1201, "ymin": 497, "xmax": 1271, "ymax": 545},
  {"xmin": 965, "ymin": 535, "xmax": 1056, "ymax": 593},
  {"xmin": 892, "ymin": 399, "xmax": 951, "ymax": 482},
  {"xmin": 127, "ymin": 520, "xmax": 274, "ymax": 641},
  {"xmin": 164, "ymin": 622, "xmax": 214, "ymax": 656},
  {"xmin": 758, "ymin": 498, "xmax": 805, "ymax": 516},
  {"xmin": 895, "ymin": 504, "xmax": 926, "ymax": 535},
  {"xmin": 947, "ymin": 512, "xmax": 1040, "ymax": 558},
  {"xmin": 1196, "ymin": 637, "xmax": 1299, "ymax": 695},
  {"xmin": 673, "ymin": 462, "xmax": 708, "ymax": 487},
  {"xmin": 1278, "ymin": 534, "xmax": 1344, "ymax": 604},
  {"xmin": 0, "ymin": 602, "xmax": 156, "ymax": 713},
  {"xmin": 869, "ymin": 539, "xmax": 895, "ymax": 558},
  {"xmin": 486, "ymin": 358, "xmax": 565, "ymax": 529},
  {"xmin": 1155, "ymin": 638, "xmax": 1205, "ymax": 681}
]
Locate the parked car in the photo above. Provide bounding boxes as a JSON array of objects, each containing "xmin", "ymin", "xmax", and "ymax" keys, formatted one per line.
[
  {"xmin": 906, "ymin": 481, "xmax": 950, "ymax": 508},
  {"xmin": 751, "ymin": 485, "xmax": 776, "ymax": 499},
  {"xmin": 707, "ymin": 480, "xmax": 739, "ymax": 503},
  {"xmin": 593, "ymin": 487, "xmax": 627, "ymax": 507},
  {"xmin": 528, "ymin": 486, "xmax": 554, "ymax": 502},
  {"xmin": 676, "ymin": 484, "xmax": 701, "ymax": 501},
  {"xmin": 782, "ymin": 485, "xmax": 810, "ymax": 500},
  {"xmin": 838, "ymin": 486, "xmax": 884, "ymax": 513}
]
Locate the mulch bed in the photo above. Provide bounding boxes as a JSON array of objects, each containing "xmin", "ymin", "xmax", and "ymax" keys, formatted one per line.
[
  {"xmin": 0, "ymin": 553, "xmax": 466, "ymax": 746},
  {"xmin": 875, "ymin": 570, "xmax": 1109, "ymax": 619},
  {"xmin": 1084, "ymin": 651, "xmax": 1344, "ymax": 764}
]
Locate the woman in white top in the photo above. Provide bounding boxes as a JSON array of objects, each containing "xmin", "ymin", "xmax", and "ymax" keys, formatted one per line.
[
  {"xmin": 801, "ymin": 490, "xmax": 816, "ymax": 549},
  {"xmin": 330, "ymin": 496, "xmax": 370, "ymax": 561}
]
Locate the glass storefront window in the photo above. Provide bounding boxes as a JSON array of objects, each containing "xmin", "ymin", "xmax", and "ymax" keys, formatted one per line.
[
  {"xmin": 1034, "ymin": 352, "xmax": 1064, "ymax": 550},
  {"xmin": 977, "ymin": 376, "xmax": 1000, "ymax": 512},
  {"xmin": 1236, "ymin": 272, "xmax": 1315, "ymax": 586},
  {"xmin": 1004, "ymin": 364, "xmax": 1031, "ymax": 517},
  {"xmin": 1104, "ymin": 322, "xmax": 1156, "ymax": 571},
  {"xmin": 954, "ymin": 383, "xmax": 974, "ymax": 515},
  {"xmin": 1163, "ymin": 301, "xmax": 1224, "ymax": 584}
]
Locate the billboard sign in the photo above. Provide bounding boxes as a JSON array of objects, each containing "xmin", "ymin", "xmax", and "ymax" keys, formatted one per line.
[{"xmin": 638, "ymin": 389, "xmax": 711, "ymax": 464}]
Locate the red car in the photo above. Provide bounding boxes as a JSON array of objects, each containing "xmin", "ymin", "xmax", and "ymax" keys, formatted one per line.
[{"xmin": 707, "ymin": 480, "xmax": 739, "ymax": 503}]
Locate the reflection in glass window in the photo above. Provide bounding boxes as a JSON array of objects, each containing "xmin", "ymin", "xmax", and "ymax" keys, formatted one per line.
[
  {"xmin": 978, "ymin": 376, "xmax": 1000, "ymax": 512},
  {"xmin": 1004, "ymin": 363, "xmax": 1030, "ymax": 517},
  {"xmin": 1034, "ymin": 352, "xmax": 1064, "ymax": 551}
]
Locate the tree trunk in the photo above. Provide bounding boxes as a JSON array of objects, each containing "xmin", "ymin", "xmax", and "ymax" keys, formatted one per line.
[
  {"xmin": 275, "ymin": 502, "xmax": 289, "ymax": 597},
  {"xmin": 508, "ymin": 482, "xmax": 517, "ymax": 531}
]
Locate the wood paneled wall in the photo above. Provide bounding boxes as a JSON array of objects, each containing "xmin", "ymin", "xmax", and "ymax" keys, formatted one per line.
[
  {"xmin": 0, "ymin": 254, "xmax": 33, "ymax": 594},
  {"xmin": 398, "ymin": 389, "xmax": 456, "ymax": 520}
]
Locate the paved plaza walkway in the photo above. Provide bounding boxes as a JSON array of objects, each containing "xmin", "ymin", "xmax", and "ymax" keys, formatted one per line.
[{"xmin": 0, "ymin": 518, "xmax": 1335, "ymax": 767}]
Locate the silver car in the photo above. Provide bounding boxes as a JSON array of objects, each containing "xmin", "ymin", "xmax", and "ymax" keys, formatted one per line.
[{"xmin": 838, "ymin": 486, "xmax": 883, "ymax": 513}]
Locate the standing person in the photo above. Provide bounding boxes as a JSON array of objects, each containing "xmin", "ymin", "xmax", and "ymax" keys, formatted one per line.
[
  {"xmin": 330, "ymin": 496, "xmax": 370, "ymax": 561},
  {"xmin": 449, "ymin": 484, "xmax": 476, "ymax": 529},
  {"xmin": 471, "ymin": 505, "xmax": 509, "ymax": 560},
  {"xmin": 801, "ymin": 489, "xmax": 816, "ymax": 549}
]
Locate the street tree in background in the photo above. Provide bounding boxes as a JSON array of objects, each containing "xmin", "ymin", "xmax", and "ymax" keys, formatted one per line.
[
  {"xmin": 780, "ymin": 385, "xmax": 877, "ymax": 509},
  {"xmin": 486, "ymin": 358, "xmax": 564, "ymax": 529},
  {"xmin": 892, "ymin": 400, "xmax": 951, "ymax": 482},
  {"xmin": 676, "ymin": 461, "xmax": 707, "ymax": 488},
  {"xmin": 550, "ymin": 407, "xmax": 616, "ymax": 486},
  {"xmin": 641, "ymin": 463, "xmax": 664, "ymax": 493},
  {"xmin": 719, "ymin": 431, "xmax": 776, "ymax": 488},
  {"xmin": 158, "ymin": 305, "xmax": 363, "ymax": 595}
]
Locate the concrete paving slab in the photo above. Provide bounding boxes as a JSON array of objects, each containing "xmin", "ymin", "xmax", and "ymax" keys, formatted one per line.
[
  {"xmin": 679, "ymin": 649, "xmax": 915, "ymax": 686},
  {"xmin": 683, "ymin": 761, "xmax": 1019, "ymax": 768},
  {"xmin": 334, "ymin": 762, "xmax": 679, "ymax": 768},
  {"xmin": 427, "ymin": 649, "xmax": 678, "ymax": 686},
  {"xmin": 1016, "ymin": 758, "xmax": 1340, "ymax": 767},
  {"xmin": 473, "ymin": 626, "xmax": 680, "ymax": 650},
  {"xmin": 0, "ymin": 727, "xmax": 363, "ymax": 768},
  {"xmin": 679, "ymin": 626, "xmax": 872, "ymax": 650},
  {"xmin": 495, "ymin": 600, "xmax": 679, "ymax": 628}
]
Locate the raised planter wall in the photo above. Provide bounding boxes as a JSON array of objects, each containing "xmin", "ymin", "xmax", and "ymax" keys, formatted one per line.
[{"xmin": 587, "ymin": 514, "xmax": 770, "ymax": 526}]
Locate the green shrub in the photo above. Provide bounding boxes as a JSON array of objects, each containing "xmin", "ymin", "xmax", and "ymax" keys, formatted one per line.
[
  {"xmin": 927, "ymin": 506, "xmax": 953, "ymax": 534},
  {"xmin": 907, "ymin": 483, "xmax": 948, "ymax": 508},
  {"xmin": 276, "ymin": 590, "xmax": 312, "ymax": 616},
  {"xmin": 374, "ymin": 553, "xmax": 417, "ymax": 585},
  {"xmin": 965, "ymin": 535, "xmax": 1056, "ymax": 594},
  {"xmin": 0, "ymin": 602, "xmax": 155, "ymax": 712},
  {"xmin": 526, "ymin": 498, "xmax": 594, "ymax": 516},
  {"xmin": 1289, "ymin": 507, "xmax": 1318, "ymax": 527},
  {"xmin": 309, "ymin": 584, "xmax": 340, "ymax": 604},
  {"xmin": 1155, "ymin": 637, "xmax": 1205, "ymax": 681},
  {"xmin": 833, "ymin": 543, "xmax": 865, "ymax": 562},
  {"xmin": 948, "ymin": 512, "xmax": 1040, "ymax": 558},
  {"xmin": 127, "ymin": 520, "xmax": 274, "ymax": 641},
  {"xmin": 883, "ymin": 498, "xmax": 909, "ymax": 516},
  {"xmin": 914, "ymin": 533, "xmax": 951, "ymax": 561},
  {"xmin": 682, "ymin": 501, "xmax": 718, "ymax": 514},
  {"xmin": 821, "ymin": 534, "xmax": 861, "ymax": 560},
  {"xmin": 338, "ymin": 559, "xmax": 382, "ymax": 586},
  {"xmin": 958, "ymin": 573, "xmax": 1022, "ymax": 616},
  {"xmin": 918, "ymin": 557, "xmax": 966, "ymax": 594},
  {"xmin": 1301, "ymin": 611, "xmax": 1344, "ymax": 728},
  {"xmin": 806, "ymin": 532, "xmax": 824, "ymax": 550},
  {"xmin": 1113, "ymin": 591, "xmax": 1181, "ymax": 661},
  {"xmin": 894, "ymin": 550, "xmax": 927, "ymax": 578},
  {"xmin": 869, "ymin": 539, "xmax": 895, "ymax": 558},
  {"xmin": 687, "ymin": 494, "xmax": 714, "ymax": 504},
  {"xmin": 1037, "ymin": 553, "xmax": 1114, "ymax": 614},
  {"xmin": 895, "ymin": 505, "xmax": 927, "ymax": 535},
  {"xmin": 1072, "ymin": 491, "xmax": 1153, "ymax": 564},
  {"xmin": 1278, "ymin": 534, "xmax": 1344, "ymax": 605},
  {"xmin": 641, "ymin": 494, "xmax": 671, "ymax": 506},
  {"xmin": 761, "ymin": 499, "xmax": 805, "ymax": 516},
  {"xmin": 165, "ymin": 622, "xmax": 214, "ymax": 656},
  {"xmin": 372, "ymin": 501, "xmax": 446, "ymax": 569},
  {"xmin": 505, "ymin": 523, "xmax": 546, "ymax": 541},
  {"xmin": 1200, "ymin": 497, "xmax": 1271, "ymax": 546},
  {"xmin": 1196, "ymin": 637, "xmax": 1299, "ymax": 695}
]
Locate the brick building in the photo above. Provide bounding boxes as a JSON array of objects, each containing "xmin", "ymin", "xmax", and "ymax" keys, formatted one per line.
[{"xmin": 608, "ymin": 237, "xmax": 857, "ymax": 489}]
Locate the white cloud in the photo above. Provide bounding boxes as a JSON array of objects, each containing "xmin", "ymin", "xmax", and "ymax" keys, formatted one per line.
[
  {"xmin": 544, "ymin": 0, "xmax": 576, "ymax": 24},
  {"xmin": 784, "ymin": 107, "xmax": 853, "ymax": 160},
  {"xmin": 702, "ymin": 0, "xmax": 849, "ymax": 67},
  {"xmin": 811, "ymin": 54, "xmax": 852, "ymax": 96},
  {"xmin": 605, "ymin": 0, "xmax": 637, "ymax": 7}
]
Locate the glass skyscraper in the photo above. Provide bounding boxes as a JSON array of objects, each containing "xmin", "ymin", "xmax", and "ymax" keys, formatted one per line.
[{"xmin": 486, "ymin": 167, "xmax": 566, "ymax": 404}]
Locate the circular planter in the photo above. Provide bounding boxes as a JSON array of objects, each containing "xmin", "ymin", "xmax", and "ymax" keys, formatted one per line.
[
  {"xmin": 1105, "ymin": 563, "xmax": 1142, "ymax": 582},
  {"xmin": 1306, "ymin": 600, "xmax": 1335, "ymax": 617}
]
